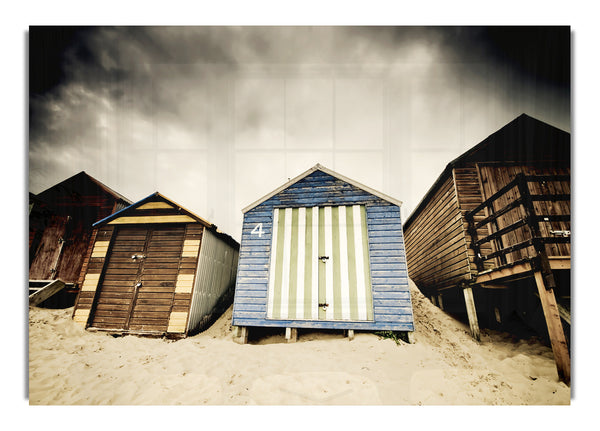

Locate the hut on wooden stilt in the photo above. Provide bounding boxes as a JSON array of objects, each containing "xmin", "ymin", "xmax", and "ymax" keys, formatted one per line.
[
  {"xmin": 402, "ymin": 114, "xmax": 570, "ymax": 383},
  {"xmin": 232, "ymin": 164, "xmax": 414, "ymax": 344},
  {"xmin": 29, "ymin": 172, "xmax": 131, "ymax": 307},
  {"xmin": 72, "ymin": 192, "xmax": 239, "ymax": 338}
]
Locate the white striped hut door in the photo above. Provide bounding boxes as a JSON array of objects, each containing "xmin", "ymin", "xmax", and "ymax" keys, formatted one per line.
[{"xmin": 267, "ymin": 205, "xmax": 374, "ymax": 321}]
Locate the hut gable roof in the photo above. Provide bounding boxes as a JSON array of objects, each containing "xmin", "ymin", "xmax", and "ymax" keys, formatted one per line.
[
  {"xmin": 36, "ymin": 171, "xmax": 132, "ymax": 208},
  {"xmin": 92, "ymin": 192, "xmax": 213, "ymax": 228},
  {"xmin": 242, "ymin": 163, "xmax": 402, "ymax": 213},
  {"xmin": 403, "ymin": 113, "xmax": 570, "ymax": 232},
  {"xmin": 93, "ymin": 192, "xmax": 240, "ymax": 248}
]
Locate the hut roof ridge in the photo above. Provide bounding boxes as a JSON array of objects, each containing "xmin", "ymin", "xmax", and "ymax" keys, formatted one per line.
[{"xmin": 242, "ymin": 163, "xmax": 402, "ymax": 213}]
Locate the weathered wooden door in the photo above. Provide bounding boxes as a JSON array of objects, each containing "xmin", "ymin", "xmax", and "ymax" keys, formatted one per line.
[
  {"xmin": 88, "ymin": 225, "xmax": 186, "ymax": 333},
  {"xmin": 29, "ymin": 215, "xmax": 69, "ymax": 280},
  {"xmin": 266, "ymin": 205, "xmax": 374, "ymax": 322}
]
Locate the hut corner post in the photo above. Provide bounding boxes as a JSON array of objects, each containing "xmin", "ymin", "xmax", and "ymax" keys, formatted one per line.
[
  {"xmin": 463, "ymin": 286, "xmax": 481, "ymax": 342},
  {"xmin": 533, "ymin": 270, "xmax": 571, "ymax": 384}
]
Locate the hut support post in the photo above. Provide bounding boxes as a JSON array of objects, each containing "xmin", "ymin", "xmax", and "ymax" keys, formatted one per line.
[
  {"xmin": 463, "ymin": 287, "xmax": 481, "ymax": 342},
  {"xmin": 233, "ymin": 326, "xmax": 248, "ymax": 344},
  {"xmin": 285, "ymin": 327, "xmax": 298, "ymax": 343},
  {"xmin": 406, "ymin": 331, "xmax": 415, "ymax": 344},
  {"xmin": 347, "ymin": 329, "xmax": 355, "ymax": 341},
  {"xmin": 437, "ymin": 295, "xmax": 444, "ymax": 310},
  {"xmin": 533, "ymin": 271, "xmax": 570, "ymax": 384}
]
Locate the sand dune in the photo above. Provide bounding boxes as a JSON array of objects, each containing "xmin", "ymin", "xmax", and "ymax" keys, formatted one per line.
[{"xmin": 28, "ymin": 280, "xmax": 569, "ymax": 405}]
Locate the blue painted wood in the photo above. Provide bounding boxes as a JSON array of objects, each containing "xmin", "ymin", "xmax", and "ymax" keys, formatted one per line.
[
  {"xmin": 232, "ymin": 318, "xmax": 414, "ymax": 331},
  {"xmin": 232, "ymin": 169, "xmax": 414, "ymax": 332}
]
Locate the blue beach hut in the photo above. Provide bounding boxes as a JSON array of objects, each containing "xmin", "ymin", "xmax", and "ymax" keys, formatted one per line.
[{"xmin": 232, "ymin": 164, "xmax": 414, "ymax": 343}]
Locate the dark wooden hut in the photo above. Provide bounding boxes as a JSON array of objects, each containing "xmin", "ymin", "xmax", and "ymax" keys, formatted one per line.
[
  {"xmin": 232, "ymin": 164, "xmax": 414, "ymax": 343},
  {"xmin": 72, "ymin": 192, "xmax": 239, "ymax": 338},
  {"xmin": 402, "ymin": 114, "xmax": 570, "ymax": 382},
  {"xmin": 29, "ymin": 172, "xmax": 131, "ymax": 306}
]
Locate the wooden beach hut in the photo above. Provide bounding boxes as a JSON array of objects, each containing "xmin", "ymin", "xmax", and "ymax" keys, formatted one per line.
[
  {"xmin": 72, "ymin": 192, "xmax": 239, "ymax": 338},
  {"xmin": 402, "ymin": 114, "xmax": 570, "ymax": 382},
  {"xmin": 232, "ymin": 164, "xmax": 414, "ymax": 343},
  {"xmin": 29, "ymin": 172, "xmax": 131, "ymax": 307}
]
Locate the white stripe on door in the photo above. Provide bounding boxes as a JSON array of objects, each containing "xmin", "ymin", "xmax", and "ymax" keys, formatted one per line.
[{"xmin": 353, "ymin": 205, "xmax": 367, "ymax": 321}]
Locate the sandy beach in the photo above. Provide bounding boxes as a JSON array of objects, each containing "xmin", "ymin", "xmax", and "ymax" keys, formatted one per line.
[{"xmin": 27, "ymin": 279, "xmax": 569, "ymax": 405}]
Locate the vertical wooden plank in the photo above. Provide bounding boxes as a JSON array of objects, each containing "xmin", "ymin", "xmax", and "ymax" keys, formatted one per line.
[
  {"xmin": 533, "ymin": 270, "xmax": 570, "ymax": 384},
  {"xmin": 463, "ymin": 286, "xmax": 480, "ymax": 341}
]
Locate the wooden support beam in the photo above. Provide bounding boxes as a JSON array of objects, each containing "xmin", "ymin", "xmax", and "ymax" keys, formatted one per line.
[
  {"xmin": 406, "ymin": 331, "xmax": 415, "ymax": 344},
  {"xmin": 233, "ymin": 326, "xmax": 248, "ymax": 344},
  {"xmin": 285, "ymin": 327, "xmax": 298, "ymax": 343},
  {"xmin": 437, "ymin": 294, "xmax": 444, "ymax": 311},
  {"xmin": 557, "ymin": 303, "xmax": 571, "ymax": 326},
  {"xmin": 480, "ymin": 283, "xmax": 509, "ymax": 289},
  {"xmin": 29, "ymin": 280, "xmax": 66, "ymax": 307},
  {"xmin": 463, "ymin": 287, "xmax": 480, "ymax": 342},
  {"xmin": 347, "ymin": 329, "xmax": 355, "ymax": 341},
  {"xmin": 548, "ymin": 257, "xmax": 571, "ymax": 270},
  {"xmin": 533, "ymin": 271, "xmax": 571, "ymax": 384},
  {"xmin": 475, "ymin": 261, "xmax": 532, "ymax": 284}
]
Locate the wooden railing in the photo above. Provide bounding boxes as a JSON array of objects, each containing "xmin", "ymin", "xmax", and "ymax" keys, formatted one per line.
[{"xmin": 464, "ymin": 173, "xmax": 570, "ymax": 286}]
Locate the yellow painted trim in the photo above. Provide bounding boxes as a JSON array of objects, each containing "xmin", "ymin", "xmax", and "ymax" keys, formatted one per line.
[
  {"xmin": 175, "ymin": 274, "xmax": 195, "ymax": 293},
  {"xmin": 73, "ymin": 309, "xmax": 90, "ymax": 326},
  {"xmin": 91, "ymin": 240, "xmax": 110, "ymax": 258},
  {"xmin": 167, "ymin": 311, "xmax": 188, "ymax": 333},
  {"xmin": 81, "ymin": 273, "xmax": 100, "ymax": 292},
  {"xmin": 181, "ymin": 240, "xmax": 200, "ymax": 257},
  {"xmin": 108, "ymin": 215, "xmax": 196, "ymax": 225},
  {"xmin": 137, "ymin": 202, "xmax": 174, "ymax": 210}
]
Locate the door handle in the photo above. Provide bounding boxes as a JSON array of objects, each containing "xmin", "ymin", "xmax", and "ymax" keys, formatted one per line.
[
  {"xmin": 131, "ymin": 254, "xmax": 146, "ymax": 260},
  {"xmin": 319, "ymin": 256, "xmax": 329, "ymax": 263},
  {"xmin": 318, "ymin": 302, "xmax": 329, "ymax": 311},
  {"xmin": 135, "ymin": 282, "xmax": 142, "ymax": 288}
]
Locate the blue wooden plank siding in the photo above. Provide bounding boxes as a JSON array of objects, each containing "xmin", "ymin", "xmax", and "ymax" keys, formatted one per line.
[{"xmin": 232, "ymin": 169, "xmax": 414, "ymax": 331}]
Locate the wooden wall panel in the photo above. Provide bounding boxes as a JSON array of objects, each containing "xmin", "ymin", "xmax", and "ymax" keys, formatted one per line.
[
  {"xmin": 454, "ymin": 164, "xmax": 495, "ymax": 272},
  {"xmin": 232, "ymin": 169, "xmax": 413, "ymax": 332},
  {"xmin": 403, "ymin": 175, "xmax": 471, "ymax": 295},
  {"xmin": 478, "ymin": 164, "xmax": 570, "ymax": 259}
]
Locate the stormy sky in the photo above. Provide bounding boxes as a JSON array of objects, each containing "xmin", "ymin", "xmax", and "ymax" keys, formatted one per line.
[{"xmin": 29, "ymin": 26, "xmax": 570, "ymax": 241}]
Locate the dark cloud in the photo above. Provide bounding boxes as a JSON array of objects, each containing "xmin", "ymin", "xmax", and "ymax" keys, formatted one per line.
[{"xmin": 28, "ymin": 26, "xmax": 571, "ymax": 238}]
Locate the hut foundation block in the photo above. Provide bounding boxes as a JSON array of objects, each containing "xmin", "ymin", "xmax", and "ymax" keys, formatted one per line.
[
  {"xmin": 285, "ymin": 327, "xmax": 298, "ymax": 343},
  {"xmin": 233, "ymin": 326, "xmax": 248, "ymax": 344}
]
